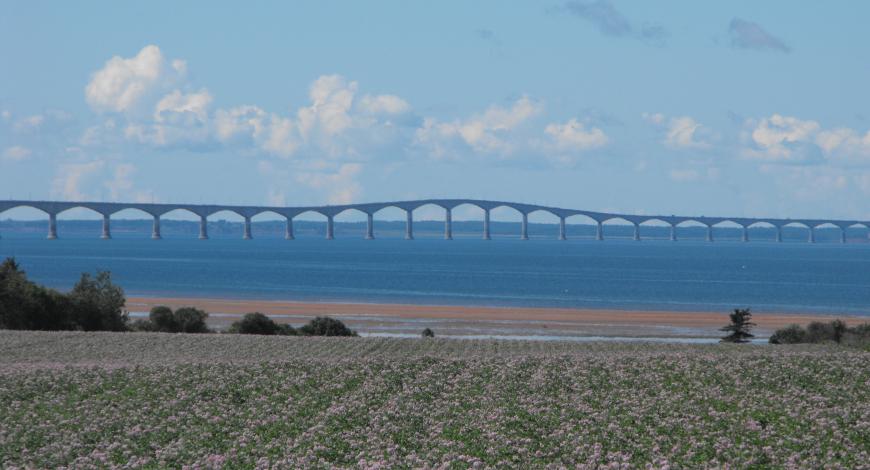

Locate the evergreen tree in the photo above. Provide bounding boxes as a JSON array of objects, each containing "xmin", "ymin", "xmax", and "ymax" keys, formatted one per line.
[{"xmin": 720, "ymin": 308, "xmax": 756, "ymax": 343}]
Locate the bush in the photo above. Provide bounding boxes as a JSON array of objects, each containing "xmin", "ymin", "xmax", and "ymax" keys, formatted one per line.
[
  {"xmin": 0, "ymin": 258, "xmax": 72, "ymax": 331},
  {"xmin": 149, "ymin": 306, "xmax": 178, "ymax": 332},
  {"xmin": 299, "ymin": 316, "xmax": 357, "ymax": 337},
  {"xmin": 229, "ymin": 312, "xmax": 296, "ymax": 335},
  {"xmin": 174, "ymin": 307, "xmax": 210, "ymax": 333},
  {"xmin": 769, "ymin": 324, "xmax": 806, "ymax": 344},
  {"xmin": 67, "ymin": 271, "xmax": 128, "ymax": 332},
  {"xmin": 421, "ymin": 328, "xmax": 435, "ymax": 338},
  {"xmin": 129, "ymin": 318, "xmax": 156, "ymax": 332},
  {"xmin": 145, "ymin": 306, "xmax": 210, "ymax": 333}
]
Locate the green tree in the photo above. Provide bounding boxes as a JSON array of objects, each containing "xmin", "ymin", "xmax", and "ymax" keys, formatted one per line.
[
  {"xmin": 149, "ymin": 306, "xmax": 178, "ymax": 332},
  {"xmin": 173, "ymin": 307, "xmax": 210, "ymax": 333},
  {"xmin": 230, "ymin": 312, "xmax": 281, "ymax": 335},
  {"xmin": 421, "ymin": 327, "xmax": 435, "ymax": 338},
  {"xmin": 720, "ymin": 308, "xmax": 756, "ymax": 343},
  {"xmin": 68, "ymin": 271, "xmax": 128, "ymax": 331},
  {"xmin": 299, "ymin": 316, "xmax": 357, "ymax": 337}
]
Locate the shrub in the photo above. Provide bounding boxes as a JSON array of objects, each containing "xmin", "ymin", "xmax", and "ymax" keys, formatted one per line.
[
  {"xmin": 299, "ymin": 316, "xmax": 357, "ymax": 337},
  {"xmin": 129, "ymin": 318, "xmax": 156, "ymax": 332},
  {"xmin": 229, "ymin": 312, "xmax": 295, "ymax": 335},
  {"xmin": 67, "ymin": 271, "xmax": 128, "ymax": 332},
  {"xmin": 769, "ymin": 324, "xmax": 806, "ymax": 344},
  {"xmin": 174, "ymin": 307, "xmax": 210, "ymax": 333},
  {"xmin": 149, "ymin": 306, "xmax": 178, "ymax": 332},
  {"xmin": 0, "ymin": 258, "xmax": 72, "ymax": 331},
  {"xmin": 720, "ymin": 308, "xmax": 755, "ymax": 343},
  {"xmin": 421, "ymin": 328, "xmax": 435, "ymax": 338}
]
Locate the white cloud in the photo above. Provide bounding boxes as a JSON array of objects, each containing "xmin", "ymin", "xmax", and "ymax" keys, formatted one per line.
[
  {"xmin": 104, "ymin": 163, "xmax": 136, "ymax": 201},
  {"xmin": 2, "ymin": 145, "xmax": 32, "ymax": 161},
  {"xmin": 414, "ymin": 96, "xmax": 543, "ymax": 157},
  {"xmin": 816, "ymin": 128, "xmax": 870, "ymax": 163},
  {"xmin": 665, "ymin": 116, "xmax": 709, "ymax": 149},
  {"xmin": 544, "ymin": 118, "xmax": 608, "ymax": 151},
  {"xmin": 644, "ymin": 113, "xmax": 710, "ymax": 149},
  {"xmin": 357, "ymin": 94, "xmax": 410, "ymax": 115},
  {"xmin": 125, "ymin": 89, "xmax": 213, "ymax": 147},
  {"xmin": 85, "ymin": 45, "xmax": 186, "ymax": 114},
  {"xmin": 744, "ymin": 114, "xmax": 820, "ymax": 162},
  {"xmin": 51, "ymin": 161, "xmax": 105, "ymax": 200},
  {"xmin": 296, "ymin": 163, "xmax": 363, "ymax": 204}
]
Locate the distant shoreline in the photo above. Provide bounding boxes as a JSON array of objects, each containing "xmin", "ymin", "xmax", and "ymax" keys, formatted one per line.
[{"xmin": 126, "ymin": 296, "xmax": 868, "ymax": 338}]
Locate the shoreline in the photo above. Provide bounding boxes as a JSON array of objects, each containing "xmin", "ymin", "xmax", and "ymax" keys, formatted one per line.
[{"xmin": 126, "ymin": 296, "xmax": 868, "ymax": 338}]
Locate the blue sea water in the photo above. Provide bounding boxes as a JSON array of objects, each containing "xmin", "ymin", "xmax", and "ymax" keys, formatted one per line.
[{"xmin": 1, "ymin": 235, "xmax": 868, "ymax": 316}]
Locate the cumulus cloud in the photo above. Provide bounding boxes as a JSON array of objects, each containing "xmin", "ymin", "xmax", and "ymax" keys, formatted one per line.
[
  {"xmin": 561, "ymin": 0, "xmax": 668, "ymax": 46},
  {"xmin": 728, "ymin": 18, "xmax": 791, "ymax": 53},
  {"xmin": 816, "ymin": 128, "xmax": 870, "ymax": 163},
  {"xmin": 743, "ymin": 114, "xmax": 822, "ymax": 163},
  {"xmin": 85, "ymin": 45, "xmax": 187, "ymax": 114},
  {"xmin": 51, "ymin": 161, "xmax": 105, "ymax": 200},
  {"xmin": 414, "ymin": 96, "xmax": 543, "ymax": 158},
  {"xmin": 2, "ymin": 145, "xmax": 32, "ymax": 162},
  {"xmin": 644, "ymin": 113, "xmax": 711, "ymax": 149},
  {"xmin": 295, "ymin": 163, "xmax": 363, "ymax": 204},
  {"xmin": 544, "ymin": 118, "xmax": 608, "ymax": 151},
  {"xmin": 125, "ymin": 89, "xmax": 214, "ymax": 148}
]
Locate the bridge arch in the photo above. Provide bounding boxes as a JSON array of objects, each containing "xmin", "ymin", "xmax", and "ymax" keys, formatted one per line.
[
  {"xmin": 813, "ymin": 222, "xmax": 843, "ymax": 243},
  {"xmin": 674, "ymin": 219, "xmax": 710, "ymax": 241},
  {"xmin": 0, "ymin": 204, "xmax": 50, "ymax": 217},
  {"xmin": 710, "ymin": 220, "xmax": 745, "ymax": 242},
  {"xmin": 746, "ymin": 221, "xmax": 778, "ymax": 242},
  {"xmin": 525, "ymin": 208, "xmax": 561, "ymax": 239},
  {"xmin": 599, "ymin": 216, "xmax": 636, "ymax": 240},
  {"xmin": 563, "ymin": 213, "xmax": 598, "ymax": 239},
  {"xmin": 638, "ymin": 218, "xmax": 672, "ymax": 240}
]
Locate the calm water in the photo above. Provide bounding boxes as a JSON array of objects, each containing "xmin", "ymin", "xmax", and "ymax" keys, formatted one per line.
[{"xmin": 1, "ymin": 235, "xmax": 869, "ymax": 315}]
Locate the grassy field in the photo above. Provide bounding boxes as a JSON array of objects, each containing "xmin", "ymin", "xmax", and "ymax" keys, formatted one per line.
[{"xmin": 1, "ymin": 331, "xmax": 868, "ymax": 468}]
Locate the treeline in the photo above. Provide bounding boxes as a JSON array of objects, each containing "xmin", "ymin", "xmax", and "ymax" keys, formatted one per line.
[
  {"xmin": 0, "ymin": 257, "xmax": 356, "ymax": 336},
  {"xmin": 770, "ymin": 320, "xmax": 870, "ymax": 347}
]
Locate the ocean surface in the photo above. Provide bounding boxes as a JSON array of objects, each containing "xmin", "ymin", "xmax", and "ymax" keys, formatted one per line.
[{"xmin": 1, "ymin": 233, "xmax": 869, "ymax": 316}]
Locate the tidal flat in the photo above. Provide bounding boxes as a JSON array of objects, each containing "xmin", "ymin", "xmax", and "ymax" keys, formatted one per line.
[{"xmin": 0, "ymin": 331, "xmax": 868, "ymax": 468}]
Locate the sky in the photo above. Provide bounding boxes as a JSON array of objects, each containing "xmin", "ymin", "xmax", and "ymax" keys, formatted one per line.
[{"xmin": 2, "ymin": 1, "xmax": 870, "ymax": 222}]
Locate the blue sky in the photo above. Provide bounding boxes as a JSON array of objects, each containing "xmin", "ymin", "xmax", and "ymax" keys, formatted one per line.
[{"xmin": 2, "ymin": 1, "xmax": 870, "ymax": 222}]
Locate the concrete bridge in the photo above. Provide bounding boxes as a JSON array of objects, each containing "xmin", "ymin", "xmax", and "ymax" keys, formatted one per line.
[{"xmin": 0, "ymin": 199, "xmax": 868, "ymax": 243}]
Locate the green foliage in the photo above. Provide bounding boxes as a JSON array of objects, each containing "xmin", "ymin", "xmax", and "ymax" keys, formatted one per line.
[
  {"xmin": 770, "ymin": 320, "xmax": 870, "ymax": 348},
  {"xmin": 229, "ymin": 312, "xmax": 296, "ymax": 335},
  {"xmin": 299, "ymin": 316, "xmax": 357, "ymax": 337},
  {"xmin": 720, "ymin": 308, "xmax": 755, "ymax": 343},
  {"xmin": 148, "ymin": 306, "xmax": 178, "ymax": 332},
  {"xmin": 769, "ymin": 324, "xmax": 806, "ymax": 344},
  {"xmin": 0, "ymin": 257, "xmax": 129, "ymax": 332},
  {"xmin": 173, "ymin": 307, "xmax": 210, "ymax": 333},
  {"xmin": 68, "ymin": 271, "xmax": 128, "ymax": 331},
  {"xmin": 421, "ymin": 328, "xmax": 435, "ymax": 338}
]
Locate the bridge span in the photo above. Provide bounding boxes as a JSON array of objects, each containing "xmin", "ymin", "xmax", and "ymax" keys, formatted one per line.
[{"xmin": 0, "ymin": 199, "xmax": 868, "ymax": 243}]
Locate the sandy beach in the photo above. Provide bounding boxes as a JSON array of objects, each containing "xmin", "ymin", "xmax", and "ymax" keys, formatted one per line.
[{"xmin": 126, "ymin": 296, "xmax": 868, "ymax": 339}]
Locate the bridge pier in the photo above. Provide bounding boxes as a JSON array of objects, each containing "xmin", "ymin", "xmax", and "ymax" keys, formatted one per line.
[
  {"xmin": 444, "ymin": 208, "xmax": 452, "ymax": 240},
  {"xmin": 101, "ymin": 214, "xmax": 111, "ymax": 239},
  {"xmin": 243, "ymin": 217, "xmax": 252, "ymax": 240},
  {"xmin": 520, "ymin": 213, "xmax": 529, "ymax": 240},
  {"xmin": 483, "ymin": 209, "xmax": 491, "ymax": 240},
  {"xmin": 633, "ymin": 223, "xmax": 640, "ymax": 241},
  {"xmin": 840, "ymin": 227, "xmax": 846, "ymax": 244},
  {"xmin": 808, "ymin": 227, "xmax": 815, "ymax": 244},
  {"xmin": 776, "ymin": 226, "xmax": 783, "ymax": 242},
  {"xmin": 559, "ymin": 217, "xmax": 566, "ymax": 240},
  {"xmin": 670, "ymin": 224, "xmax": 677, "ymax": 241},
  {"xmin": 706, "ymin": 225, "xmax": 713, "ymax": 242},
  {"xmin": 405, "ymin": 210, "xmax": 413, "ymax": 240},
  {"xmin": 326, "ymin": 216, "xmax": 334, "ymax": 240},
  {"xmin": 47, "ymin": 213, "xmax": 57, "ymax": 239},
  {"xmin": 365, "ymin": 213, "xmax": 374, "ymax": 240},
  {"xmin": 199, "ymin": 216, "xmax": 208, "ymax": 239},
  {"xmin": 741, "ymin": 225, "xmax": 748, "ymax": 242},
  {"xmin": 596, "ymin": 221, "xmax": 603, "ymax": 241},
  {"xmin": 151, "ymin": 215, "xmax": 161, "ymax": 240},
  {"xmin": 285, "ymin": 218, "xmax": 294, "ymax": 240}
]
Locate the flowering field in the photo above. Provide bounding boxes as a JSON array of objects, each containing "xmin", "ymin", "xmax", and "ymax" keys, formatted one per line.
[{"xmin": 1, "ymin": 331, "xmax": 868, "ymax": 468}]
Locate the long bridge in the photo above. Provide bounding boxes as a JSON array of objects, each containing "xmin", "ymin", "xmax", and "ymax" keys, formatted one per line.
[{"xmin": 1, "ymin": 199, "xmax": 868, "ymax": 243}]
